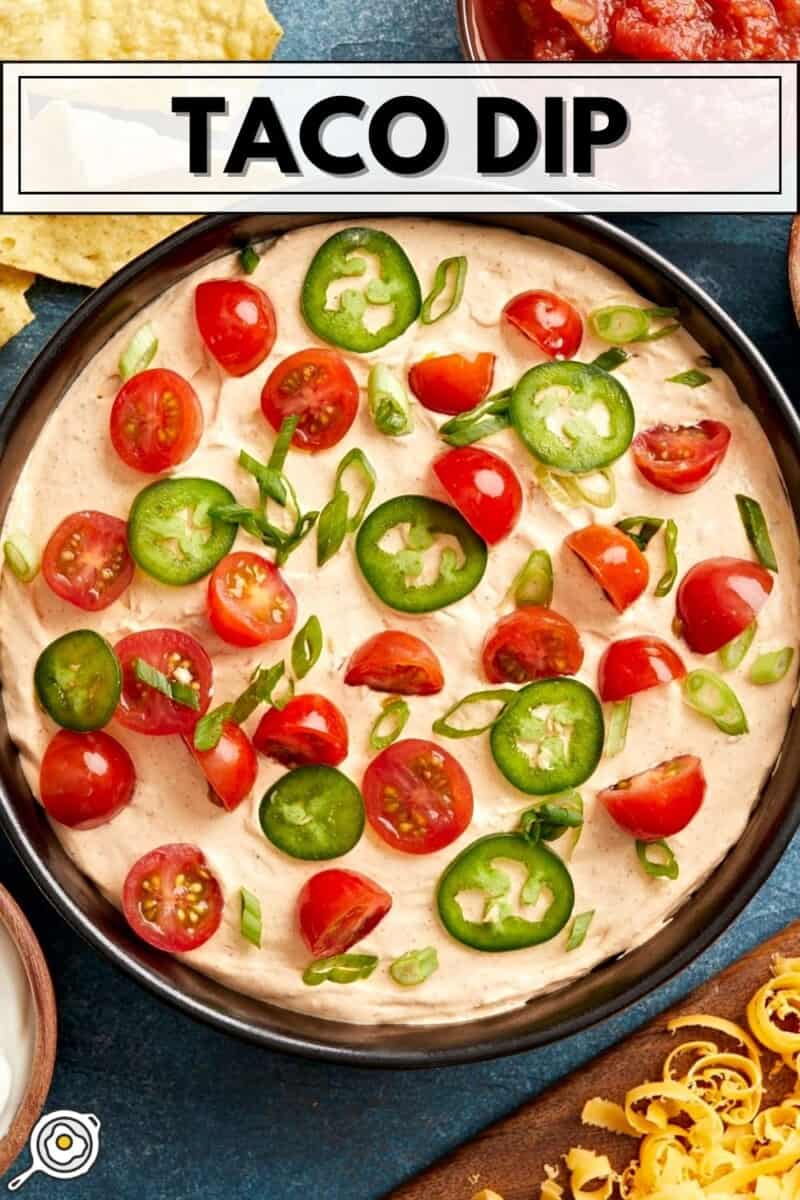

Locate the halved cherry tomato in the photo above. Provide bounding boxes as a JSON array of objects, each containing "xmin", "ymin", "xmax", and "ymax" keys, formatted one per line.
[
  {"xmin": 122, "ymin": 844, "xmax": 224, "ymax": 952},
  {"xmin": 207, "ymin": 552, "xmax": 297, "ymax": 648},
  {"xmin": 676, "ymin": 556, "xmax": 774, "ymax": 654},
  {"xmin": 298, "ymin": 867, "xmax": 392, "ymax": 957},
  {"xmin": 598, "ymin": 636, "xmax": 686, "ymax": 703},
  {"xmin": 408, "ymin": 352, "xmax": 495, "ymax": 416},
  {"xmin": 600, "ymin": 755, "xmax": 706, "ymax": 840},
  {"xmin": 362, "ymin": 738, "xmax": 473, "ymax": 854},
  {"xmin": 195, "ymin": 279, "xmax": 276, "ymax": 377},
  {"xmin": 254, "ymin": 694, "xmax": 348, "ymax": 768},
  {"xmin": 503, "ymin": 290, "xmax": 583, "ymax": 360},
  {"xmin": 261, "ymin": 348, "xmax": 358, "ymax": 452},
  {"xmin": 566, "ymin": 524, "xmax": 649, "ymax": 612},
  {"xmin": 433, "ymin": 446, "xmax": 522, "ymax": 544},
  {"xmin": 632, "ymin": 420, "xmax": 731, "ymax": 494},
  {"xmin": 115, "ymin": 629, "xmax": 212, "ymax": 736},
  {"xmin": 482, "ymin": 607, "xmax": 584, "ymax": 685},
  {"xmin": 345, "ymin": 631, "xmax": 444, "ymax": 696},
  {"xmin": 42, "ymin": 511, "xmax": 134, "ymax": 612},
  {"xmin": 110, "ymin": 368, "xmax": 203, "ymax": 474},
  {"xmin": 40, "ymin": 729, "xmax": 135, "ymax": 829},
  {"xmin": 188, "ymin": 722, "xmax": 257, "ymax": 812}
]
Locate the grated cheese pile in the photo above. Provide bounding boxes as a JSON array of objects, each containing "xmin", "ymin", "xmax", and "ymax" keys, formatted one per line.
[{"xmin": 472, "ymin": 956, "xmax": 800, "ymax": 1200}]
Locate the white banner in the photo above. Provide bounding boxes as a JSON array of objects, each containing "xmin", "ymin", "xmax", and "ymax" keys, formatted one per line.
[{"xmin": 2, "ymin": 62, "xmax": 795, "ymax": 213}]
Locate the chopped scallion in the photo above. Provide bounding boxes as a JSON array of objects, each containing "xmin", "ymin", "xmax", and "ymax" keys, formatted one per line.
[
  {"xmin": 432, "ymin": 688, "xmax": 515, "ymax": 739},
  {"xmin": 369, "ymin": 697, "xmax": 410, "ymax": 751},
  {"xmin": 367, "ymin": 364, "xmax": 413, "ymax": 437},
  {"xmin": 655, "ymin": 518, "xmax": 678, "ymax": 597},
  {"xmin": 420, "ymin": 256, "xmax": 467, "ymax": 325},
  {"xmin": 718, "ymin": 622, "xmax": 756, "ymax": 672},
  {"xmin": 389, "ymin": 946, "xmax": 438, "ymax": 986},
  {"xmin": 240, "ymin": 887, "xmax": 262, "ymax": 948},
  {"xmin": 511, "ymin": 548, "xmax": 553, "ymax": 608},
  {"xmin": 566, "ymin": 910, "xmax": 595, "ymax": 951},
  {"xmin": 3, "ymin": 533, "xmax": 39, "ymax": 582},
  {"xmin": 519, "ymin": 792, "xmax": 583, "ymax": 845},
  {"xmin": 291, "ymin": 615, "xmax": 323, "ymax": 681},
  {"xmin": 118, "ymin": 322, "xmax": 158, "ymax": 382},
  {"xmin": 592, "ymin": 347, "xmax": 630, "ymax": 372},
  {"xmin": 303, "ymin": 954, "xmax": 379, "ymax": 986},
  {"xmin": 438, "ymin": 389, "xmax": 511, "ymax": 447},
  {"xmin": 666, "ymin": 368, "xmax": 711, "ymax": 388},
  {"xmin": 239, "ymin": 244, "xmax": 260, "ymax": 275},
  {"xmin": 750, "ymin": 647, "xmax": 794, "ymax": 685},
  {"xmin": 616, "ymin": 516, "xmax": 664, "ymax": 552},
  {"xmin": 605, "ymin": 697, "xmax": 631, "ymax": 758},
  {"xmin": 683, "ymin": 669, "xmax": 748, "ymax": 735},
  {"xmin": 636, "ymin": 839, "xmax": 679, "ymax": 880},
  {"xmin": 134, "ymin": 657, "xmax": 199, "ymax": 710},
  {"xmin": 736, "ymin": 494, "xmax": 778, "ymax": 572},
  {"xmin": 317, "ymin": 448, "xmax": 376, "ymax": 567}
]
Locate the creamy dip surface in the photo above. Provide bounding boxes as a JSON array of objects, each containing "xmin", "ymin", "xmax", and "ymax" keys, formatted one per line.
[
  {"xmin": 1, "ymin": 219, "xmax": 799, "ymax": 1027},
  {"xmin": 0, "ymin": 918, "xmax": 34, "ymax": 1139}
]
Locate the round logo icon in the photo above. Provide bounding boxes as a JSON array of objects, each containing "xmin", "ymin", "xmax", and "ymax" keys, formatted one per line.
[{"xmin": 7, "ymin": 1110, "xmax": 101, "ymax": 1190}]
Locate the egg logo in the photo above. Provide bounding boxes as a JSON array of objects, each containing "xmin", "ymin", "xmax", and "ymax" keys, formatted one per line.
[{"xmin": 7, "ymin": 1110, "xmax": 101, "ymax": 1191}]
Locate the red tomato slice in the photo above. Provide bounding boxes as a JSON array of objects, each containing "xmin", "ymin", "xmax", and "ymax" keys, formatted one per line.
[
  {"xmin": 42, "ymin": 511, "xmax": 134, "ymax": 613},
  {"xmin": 261, "ymin": 348, "xmax": 359, "ymax": 451},
  {"xmin": 566, "ymin": 524, "xmax": 649, "ymax": 612},
  {"xmin": 195, "ymin": 278, "xmax": 276, "ymax": 377},
  {"xmin": 298, "ymin": 868, "xmax": 392, "ymax": 958},
  {"xmin": 632, "ymin": 420, "xmax": 731, "ymax": 494},
  {"xmin": 433, "ymin": 446, "xmax": 522, "ymax": 544},
  {"xmin": 600, "ymin": 755, "xmax": 706, "ymax": 840},
  {"xmin": 482, "ymin": 607, "xmax": 584, "ymax": 685},
  {"xmin": 253, "ymin": 694, "xmax": 348, "ymax": 768},
  {"xmin": 207, "ymin": 552, "xmax": 297, "ymax": 648},
  {"xmin": 188, "ymin": 722, "xmax": 258, "ymax": 812},
  {"xmin": 40, "ymin": 729, "xmax": 135, "ymax": 829},
  {"xmin": 408, "ymin": 352, "xmax": 496, "ymax": 416},
  {"xmin": 676, "ymin": 556, "xmax": 774, "ymax": 654},
  {"xmin": 115, "ymin": 629, "xmax": 212, "ymax": 736},
  {"xmin": 110, "ymin": 368, "xmax": 203, "ymax": 474},
  {"xmin": 345, "ymin": 631, "xmax": 444, "ymax": 696},
  {"xmin": 122, "ymin": 844, "xmax": 223, "ymax": 952},
  {"xmin": 598, "ymin": 636, "xmax": 686, "ymax": 703},
  {"xmin": 362, "ymin": 738, "xmax": 473, "ymax": 855},
  {"xmin": 503, "ymin": 290, "xmax": 583, "ymax": 359}
]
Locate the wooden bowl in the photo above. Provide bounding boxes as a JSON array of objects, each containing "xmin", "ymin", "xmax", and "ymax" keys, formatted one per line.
[
  {"xmin": 0, "ymin": 887, "xmax": 57, "ymax": 1176},
  {"xmin": 789, "ymin": 217, "xmax": 800, "ymax": 323}
]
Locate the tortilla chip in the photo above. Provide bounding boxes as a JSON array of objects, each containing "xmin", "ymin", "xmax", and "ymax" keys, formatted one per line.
[
  {"xmin": 0, "ymin": 266, "xmax": 35, "ymax": 350},
  {"xmin": 0, "ymin": 0, "xmax": 282, "ymax": 60},
  {"xmin": 0, "ymin": 216, "xmax": 195, "ymax": 289}
]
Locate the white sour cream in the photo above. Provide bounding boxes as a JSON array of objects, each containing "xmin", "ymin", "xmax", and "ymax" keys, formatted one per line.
[
  {"xmin": 0, "ymin": 918, "xmax": 35, "ymax": 1138},
  {"xmin": 0, "ymin": 219, "xmax": 798, "ymax": 1027}
]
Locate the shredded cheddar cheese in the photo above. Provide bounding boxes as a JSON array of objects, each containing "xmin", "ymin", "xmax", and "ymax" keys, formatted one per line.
[{"xmin": 481, "ymin": 955, "xmax": 800, "ymax": 1200}]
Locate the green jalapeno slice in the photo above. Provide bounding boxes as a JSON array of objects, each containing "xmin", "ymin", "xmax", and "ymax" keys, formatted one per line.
[
  {"xmin": 490, "ymin": 678, "xmax": 604, "ymax": 795},
  {"xmin": 128, "ymin": 477, "xmax": 237, "ymax": 585},
  {"xmin": 437, "ymin": 833, "xmax": 574, "ymax": 951},
  {"xmin": 301, "ymin": 227, "xmax": 422, "ymax": 353},
  {"xmin": 355, "ymin": 495, "xmax": 487, "ymax": 613},
  {"xmin": 35, "ymin": 630, "xmax": 121, "ymax": 731},
  {"xmin": 510, "ymin": 361, "xmax": 634, "ymax": 474}
]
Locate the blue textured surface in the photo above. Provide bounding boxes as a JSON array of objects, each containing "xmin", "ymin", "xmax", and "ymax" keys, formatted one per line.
[
  {"xmin": 1, "ymin": 213, "xmax": 799, "ymax": 1199},
  {"xmin": 270, "ymin": 0, "xmax": 463, "ymax": 60}
]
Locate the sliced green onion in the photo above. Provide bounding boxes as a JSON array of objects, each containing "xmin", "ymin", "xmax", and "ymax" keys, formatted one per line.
[
  {"xmin": 118, "ymin": 322, "xmax": 158, "ymax": 382},
  {"xmin": 317, "ymin": 449, "xmax": 376, "ymax": 567},
  {"xmin": 194, "ymin": 661, "xmax": 285, "ymax": 750},
  {"xmin": 519, "ymin": 791, "xmax": 583, "ymax": 845},
  {"xmin": 420, "ymin": 256, "xmax": 467, "ymax": 325},
  {"xmin": 736, "ymin": 494, "xmax": 778, "ymax": 572},
  {"xmin": 591, "ymin": 305, "xmax": 651, "ymax": 345},
  {"xmin": 268, "ymin": 415, "xmax": 298, "ymax": 478},
  {"xmin": 605, "ymin": 697, "xmax": 631, "ymax": 758},
  {"xmin": 369, "ymin": 698, "xmax": 410, "ymax": 751},
  {"xmin": 3, "ymin": 534, "xmax": 40, "ymax": 582},
  {"xmin": 570, "ymin": 468, "xmax": 616, "ymax": 509},
  {"xmin": 750, "ymin": 647, "xmax": 794, "ymax": 685},
  {"xmin": 438, "ymin": 389, "xmax": 511, "ymax": 447},
  {"xmin": 389, "ymin": 946, "xmax": 439, "ymax": 987},
  {"xmin": 683, "ymin": 669, "xmax": 748, "ymax": 735},
  {"xmin": 655, "ymin": 518, "xmax": 678, "ymax": 597},
  {"xmin": 367, "ymin": 364, "xmax": 413, "ymax": 437},
  {"xmin": 616, "ymin": 516, "xmax": 664, "ymax": 552},
  {"xmin": 718, "ymin": 622, "xmax": 756, "ymax": 672},
  {"xmin": 303, "ymin": 954, "xmax": 379, "ymax": 986},
  {"xmin": 592, "ymin": 348, "xmax": 630, "ymax": 372},
  {"xmin": 666, "ymin": 368, "xmax": 711, "ymax": 388},
  {"xmin": 291, "ymin": 615, "xmax": 323, "ymax": 681},
  {"xmin": 636, "ymin": 839, "xmax": 679, "ymax": 880},
  {"xmin": 566, "ymin": 910, "xmax": 595, "ymax": 951},
  {"xmin": 511, "ymin": 548, "xmax": 553, "ymax": 608},
  {"xmin": 240, "ymin": 887, "xmax": 262, "ymax": 948},
  {"xmin": 239, "ymin": 244, "xmax": 260, "ymax": 275},
  {"xmin": 134, "ymin": 658, "xmax": 199, "ymax": 710},
  {"xmin": 432, "ymin": 688, "xmax": 515, "ymax": 739}
]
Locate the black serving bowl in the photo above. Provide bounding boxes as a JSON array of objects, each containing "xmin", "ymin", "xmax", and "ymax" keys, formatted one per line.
[{"xmin": 1, "ymin": 214, "xmax": 799, "ymax": 1067}]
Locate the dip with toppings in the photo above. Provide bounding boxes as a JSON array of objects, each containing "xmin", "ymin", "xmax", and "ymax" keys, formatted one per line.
[{"xmin": 0, "ymin": 219, "xmax": 798, "ymax": 1026}]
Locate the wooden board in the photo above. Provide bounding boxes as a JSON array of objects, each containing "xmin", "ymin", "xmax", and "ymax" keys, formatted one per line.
[{"xmin": 388, "ymin": 920, "xmax": 800, "ymax": 1200}]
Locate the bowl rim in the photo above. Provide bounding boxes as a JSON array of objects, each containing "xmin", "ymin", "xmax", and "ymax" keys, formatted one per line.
[
  {"xmin": 1, "ymin": 212, "xmax": 800, "ymax": 1068},
  {"xmin": 0, "ymin": 885, "xmax": 57, "ymax": 1175}
]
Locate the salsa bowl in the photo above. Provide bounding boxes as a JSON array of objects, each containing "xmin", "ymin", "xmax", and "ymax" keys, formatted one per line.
[{"xmin": 1, "ymin": 213, "xmax": 799, "ymax": 1066}]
